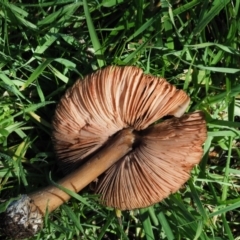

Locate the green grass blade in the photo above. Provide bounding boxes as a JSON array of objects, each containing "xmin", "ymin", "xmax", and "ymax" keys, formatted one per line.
[
  {"xmin": 22, "ymin": 59, "xmax": 53, "ymax": 90},
  {"xmin": 61, "ymin": 204, "xmax": 84, "ymax": 233},
  {"xmin": 193, "ymin": 0, "xmax": 230, "ymax": 35},
  {"xmin": 140, "ymin": 208, "xmax": 154, "ymax": 240},
  {"xmin": 209, "ymin": 201, "xmax": 240, "ymax": 217},
  {"xmin": 157, "ymin": 211, "xmax": 174, "ymax": 240},
  {"xmin": 83, "ymin": 0, "xmax": 105, "ymax": 68}
]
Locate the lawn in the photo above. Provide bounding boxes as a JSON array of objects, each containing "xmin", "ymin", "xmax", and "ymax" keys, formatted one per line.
[{"xmin": 0, "ymin": 0, "xmax": 240, "ymax": 239}]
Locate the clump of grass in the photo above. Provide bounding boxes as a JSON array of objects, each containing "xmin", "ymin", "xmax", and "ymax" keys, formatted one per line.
[{"xmin": 0, "ymin": 0, "xmax": 240, "ymax": 239}]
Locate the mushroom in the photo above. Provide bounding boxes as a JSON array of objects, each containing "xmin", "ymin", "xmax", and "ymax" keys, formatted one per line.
[{"xmin": 0, "ymin": 66, "xmax": 207, "ymax": 239}]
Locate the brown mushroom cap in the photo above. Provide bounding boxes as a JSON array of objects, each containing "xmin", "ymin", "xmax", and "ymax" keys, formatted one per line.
[{"xmin": 52, "ymin": 66, "xmax": 206, "ymax": 210}]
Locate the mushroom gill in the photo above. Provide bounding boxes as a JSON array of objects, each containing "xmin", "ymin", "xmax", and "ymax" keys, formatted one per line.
[
  {"xmin": 96, "ymin": 111, "xmax": 206, "ymax": 210},
  {"xmin": 52, "ymin": 65, "xmax": 207, "ymax": 210},
  {"xmin": 52, "ymin": 66, "xmax": 190, "ymax": 172}
]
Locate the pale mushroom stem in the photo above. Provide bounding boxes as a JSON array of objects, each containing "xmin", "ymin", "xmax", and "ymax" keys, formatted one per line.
[{"xmin": 1, "ymin": 128, "xmax": 135, "ymax": 239}]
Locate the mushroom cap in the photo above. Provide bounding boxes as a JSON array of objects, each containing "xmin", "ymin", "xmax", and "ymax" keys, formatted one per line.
[{"xmin": 52, "ymin": 66, "xmax": 206, "ymax": 210}]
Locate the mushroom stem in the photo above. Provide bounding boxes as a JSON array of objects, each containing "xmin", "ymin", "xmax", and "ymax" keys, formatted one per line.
[{"xmin": 1, "ymin": 128, "xmax": 135, "ymax": 239}]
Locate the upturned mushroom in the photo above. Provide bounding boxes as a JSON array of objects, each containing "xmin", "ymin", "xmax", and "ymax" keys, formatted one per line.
[{"xmin": 0, "ymin": 66, "xmax": 207, "ymax": 239}]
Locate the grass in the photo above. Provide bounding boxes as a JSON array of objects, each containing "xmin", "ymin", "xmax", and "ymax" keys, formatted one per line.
[{"xmin": 0, "ymin": 0, "xmax": 240, "ymax": 239}]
